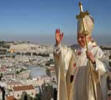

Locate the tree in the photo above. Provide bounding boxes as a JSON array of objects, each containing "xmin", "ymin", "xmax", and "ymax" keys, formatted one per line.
[
  {"xmin": 46, "ymin": 68, "xmax": 51, "ymax": 77},
  {"xmin": 34, "ymin": 94, "xmax": 41, "ymax": 100},
  {"xmin": 20, "ymin": 92, "xmax": 34, "ymax": 100},
  {"xmin": 0, "ymin": 73, "xmax": 3, "ymax": 81},
  {"xmin": 41, "ymin": 83, "xmax": 53, "ymax": 100}
]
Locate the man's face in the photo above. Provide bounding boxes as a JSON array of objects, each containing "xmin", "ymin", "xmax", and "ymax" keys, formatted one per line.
[{"xmin": 77, "ymin": 34, "xmax": 86, "ymax": 48}]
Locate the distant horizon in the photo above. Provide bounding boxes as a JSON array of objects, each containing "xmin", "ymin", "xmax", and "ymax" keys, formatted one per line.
[{"xmin": 1, "ymin": 33, "xmax": 111, "ymax": 46}]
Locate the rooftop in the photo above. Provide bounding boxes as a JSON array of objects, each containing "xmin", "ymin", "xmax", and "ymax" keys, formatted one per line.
[
  {"xmin": 7, "ymin": 96, "xmax": 16, "ymax": 100},
  {"xmin": 13, "ymin": 85, "xmax": 34, "ymax": 91}
]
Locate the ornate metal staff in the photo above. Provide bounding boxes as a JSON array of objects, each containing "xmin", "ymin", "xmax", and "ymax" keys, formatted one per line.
[{"xmin": 76, "ymin": 2, "xmax": 97, "ymax": 100}]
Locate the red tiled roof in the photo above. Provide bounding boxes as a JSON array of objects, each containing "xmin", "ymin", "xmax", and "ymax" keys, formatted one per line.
[
  {"xmin": 7, "ymin": 96, "xmax": 16, "ymax": 100},
  {"xmin": 13, "ymin": 85, "xmax": 34, "ymax": 91}
]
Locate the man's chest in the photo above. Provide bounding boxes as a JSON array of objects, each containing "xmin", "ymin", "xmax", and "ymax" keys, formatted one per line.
[{"xmin": 76, "ymin": 47, "xmax": 97, "ymax": 66}]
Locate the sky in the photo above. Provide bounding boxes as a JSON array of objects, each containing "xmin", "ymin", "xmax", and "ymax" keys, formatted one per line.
[{"xmin": 0, "ymin": 0, "xmax": 111, "ymax": 45}]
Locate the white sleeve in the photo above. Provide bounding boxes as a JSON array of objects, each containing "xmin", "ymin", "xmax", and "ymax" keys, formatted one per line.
[
  {"xmin": 95, "ymin": 47, "xmax": 108, "ymax": 76},
  {"xmin": 53, "ymin": 44, "xmax": 73, "ymax": 73},
  {"xmin": 95, "ymin": 59, "xmax": 107, "ymax": 76},
  {"xmin": 53, "ymin": 44, "xmax": 73, "ymax": 59},
  {"xmin": 53, "ymin": 44, "xmax": 62, "ymax": 55}
]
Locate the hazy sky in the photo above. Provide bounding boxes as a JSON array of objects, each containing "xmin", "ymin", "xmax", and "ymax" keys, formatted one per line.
[{"xmin": 0, "ymin": 0, "xmax": 111, "ymax": 45}]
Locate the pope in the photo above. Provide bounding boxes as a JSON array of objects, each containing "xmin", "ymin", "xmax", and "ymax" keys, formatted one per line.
[{"xmin": 53, "ymin": 2, "xmax": 109, "ymax": 100}]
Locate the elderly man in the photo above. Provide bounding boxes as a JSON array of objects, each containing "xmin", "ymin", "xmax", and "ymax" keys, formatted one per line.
[{"xmin": 53, "ymin": 2, "xmax": 109, "ymax": 100}]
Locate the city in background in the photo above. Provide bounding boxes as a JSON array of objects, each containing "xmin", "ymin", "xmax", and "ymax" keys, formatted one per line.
[
  {"xmin": 0, "ymin": 41, "xmax": 111, "ymax": 100},
  {"xmin": 0, "ymin": 0, "xmax": 111, "ymax": 99}
]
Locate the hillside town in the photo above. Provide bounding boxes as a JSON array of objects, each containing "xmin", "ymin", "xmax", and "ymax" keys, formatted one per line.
[
  {"xmin": 0, "ymin": 41, "xmax": 56, "ymax": 100},
  {"xmin": 0, "ymin": 41, "xmax": 111, "ymax": 100}
]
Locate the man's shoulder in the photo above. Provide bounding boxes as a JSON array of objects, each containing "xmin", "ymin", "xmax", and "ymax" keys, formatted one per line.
[{"xmin": 90, "ymin": 41, "xmax": 101, "ymax": 50}]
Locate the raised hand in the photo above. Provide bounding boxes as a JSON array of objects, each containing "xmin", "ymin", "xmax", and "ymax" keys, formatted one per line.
[
  {"xmin": 55, "ymin": 29, "xmax": 64, "ymax": 45},
  {"xmin": 86, "ymin": 50, "xmax": 95, "ymax": 64}
]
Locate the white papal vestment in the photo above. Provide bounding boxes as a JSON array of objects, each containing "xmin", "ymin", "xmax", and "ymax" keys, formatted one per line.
[{"xmin": 53, "ymin": 42, "xmax": 109, "ymax": 100}]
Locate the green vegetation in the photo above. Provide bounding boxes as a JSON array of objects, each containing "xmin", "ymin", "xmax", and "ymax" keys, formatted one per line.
[
  {"xmin": 46, "ymin": 68, "xmax": 51, "ymax": 77},
  {"xmin": 16, "ymin": 68, "xmax": 26, "ymax": 74},
  {"xmin": 0, "ymin": 73, "xmax": 3, "ymax": 81},
  {"xmin": 38, "ymin": 53, "xmax": 49, "ymax": 57},
  {"xmin": 45, "ymin": 59, "xmax": 54, "ymax": 66}
]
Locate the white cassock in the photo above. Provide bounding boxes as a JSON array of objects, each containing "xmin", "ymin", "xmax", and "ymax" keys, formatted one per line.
[{"xmin": 53, "ymin": 41, "xmax": 109, "ymax": 100}]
